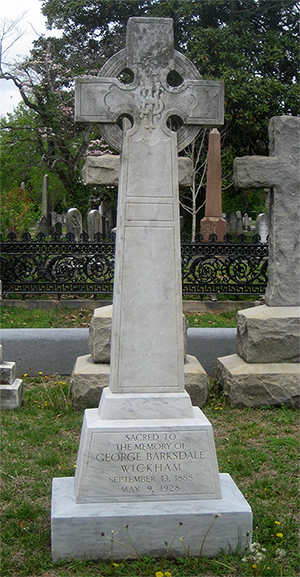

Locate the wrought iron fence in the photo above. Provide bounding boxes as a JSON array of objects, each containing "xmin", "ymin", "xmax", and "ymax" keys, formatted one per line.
[{"xmin": 0, "ymin": 231, "xmax": 268, "ymax": 299}]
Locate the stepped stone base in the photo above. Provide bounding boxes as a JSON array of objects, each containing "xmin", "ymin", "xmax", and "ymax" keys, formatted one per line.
[
  {"xmin": 217, "ymin": 354, "xmax": 300, "ymax": 408},
  {"xmin": 236, "ymin": 305, "xmax": 300, "ymax": 363},
  {"xmin": 70, "ymin": 354, "xmax": 209, "ymax": 410},
  {"xmin": 0, "ymin": 379, "xmax": 23, "ymax": 409},
  {"xmin": 51, "ymin": 474, "xmax": 252, "ymax": 561}
]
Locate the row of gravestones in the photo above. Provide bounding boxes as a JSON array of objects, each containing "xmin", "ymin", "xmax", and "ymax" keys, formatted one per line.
[
  {"xmin": 38, "ymin": 204, "xmax": 269, "ymax": 242},
  {"xmin": 225, "ymin": 211, "xmax": 269, "ymax": 240},
  {"xmin": 37, "ymin": 206, "xmax": 116, "ymax": 240}
]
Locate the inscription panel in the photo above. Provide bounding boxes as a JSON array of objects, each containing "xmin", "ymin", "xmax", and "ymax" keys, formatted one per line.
[{"xmin": 77, "ymin": 428, "xmax": 221, "ymax": 502}]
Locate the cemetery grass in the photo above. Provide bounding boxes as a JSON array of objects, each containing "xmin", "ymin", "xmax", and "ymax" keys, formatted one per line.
[
  {"xmin": 1, "ymin": 378, "xmax": 299, "ymax": 577},
  {"xmin": 1, "ymin": 305, "xmax": 238, "ymax": 328}
]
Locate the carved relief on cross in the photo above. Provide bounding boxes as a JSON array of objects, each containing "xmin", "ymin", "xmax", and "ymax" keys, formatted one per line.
[{"xmin": 75, "ymin": 17, "xmax": 224, "ymax": 151}]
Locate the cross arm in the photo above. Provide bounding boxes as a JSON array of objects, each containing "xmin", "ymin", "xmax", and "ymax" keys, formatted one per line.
[
  {"xmin": 82, "ymin": 155, "xmax": 194, "ymax": 188},
  {"xmin": 233, "ymin": 156, "xmax": 281, "ymax": 189},
  {"xmin": 75, "ymin": 77, "xmax": 136, "ymax": 124},
  {"xmin": 164, "ymin": 80, "xmax": 224, "ymax": 127}
]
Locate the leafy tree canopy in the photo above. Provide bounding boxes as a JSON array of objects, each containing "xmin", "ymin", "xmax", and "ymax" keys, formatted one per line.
[{"xmin": 1, "ymin": 0, "xmax": 299, "ymax": 228}]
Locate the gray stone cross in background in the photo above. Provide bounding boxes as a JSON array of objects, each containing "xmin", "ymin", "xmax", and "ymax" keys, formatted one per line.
[
  {"xmin": 234, "ymin": 116, "xmax": 300, "ymax": 306},
  {"xmin": 75, "ymin": 17, "xmax": 224, "ymax": 396}
]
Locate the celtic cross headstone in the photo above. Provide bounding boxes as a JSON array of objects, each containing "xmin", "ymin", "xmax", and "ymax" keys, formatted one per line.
[
  {"xmin": 75, "ymin": 17, "xmax": 223, "ymax": 396},
  {"xmin": 51, "ymin": 17, "xmax": 252, "ymax": 561},
  {"xmin": 234, "ymin": 116, "xmax": 300, "ymax": 306}
]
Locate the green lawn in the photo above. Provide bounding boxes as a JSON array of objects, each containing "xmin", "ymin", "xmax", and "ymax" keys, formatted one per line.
[
  {"xmin": 1, "ymin": 305, "xmax": 238, "ymax": 329},
  {"xmin": 1, "ymin": 376, "xmax": 299, "ymax": 577}
]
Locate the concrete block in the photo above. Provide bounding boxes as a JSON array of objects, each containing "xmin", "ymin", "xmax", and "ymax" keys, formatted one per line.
[
  {"xmin": 0, "ymin": 379, "xmax": 23, "ymax": 409},
  {"xmin": 237, "ymin": 305, "xmax": 300, "ymax": 363},
  {"xmin": 217, "ymin": 354, "xmax": 300, "ymax": 408},
  {"xmin": 70, "ymin": 355, "xmax": 109, "ymax": 410},
  {"xmin": 0, "ymin": 361, "xmax": 16, "ymax": 384}
]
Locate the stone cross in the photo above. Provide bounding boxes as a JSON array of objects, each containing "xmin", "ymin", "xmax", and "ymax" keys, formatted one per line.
[
  {"xmin": 200, "ymin": 128, "xmax": 226, "ymax": 240},
  {"xmin": 75, "ymin": 17, "xmax": 223, "ymax": 395},
  {"xmin": 234, "ymin": 116, "xmax": 300, "ymax": 306}
]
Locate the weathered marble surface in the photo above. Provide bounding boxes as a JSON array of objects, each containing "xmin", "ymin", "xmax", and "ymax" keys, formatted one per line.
[
  {"xmin": 236, "ymin": 305, "xmax": 300, "ymax": 363},
  {"xmin": 217, "ymin": 354, "xmax": 300, "ymax": 408},
  {"xmin": 52, "ymin": 474, "xmax": 252, "ymax": 561},
  {"xmin": 74, "ymin": 405, "xmax": 221, "ymax": 502},
  {"xmin": 233, "ymin": 116, "xmax": 300, "ymax": 306}
]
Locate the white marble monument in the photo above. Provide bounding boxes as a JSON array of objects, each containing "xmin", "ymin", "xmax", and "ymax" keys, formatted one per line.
[{"xmin": 51, "ymin": 17, "xmax": 252, "ymax": 561}]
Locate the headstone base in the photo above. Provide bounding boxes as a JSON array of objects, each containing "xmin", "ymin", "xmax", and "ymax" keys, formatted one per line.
[
  {"xmin": 200, "ymin": 216, "xmax": 226, "ymax": 241},
  {"xmin": 70, "ymin": 354, "xmax": 209, "ymax": 410},
  {"xmin": 217, "ymin": 354, "xmax": 300, "ymax": 408},
  {"xmin": 0, "ymin": 379, "xmax": 23, "ymax": 409},
  {"xmin": 51, "ymin": 474, "xmax": 252, "ymax": 561},
  {"xmin": 236, "ymin": 305, "xmax": 300, "ymax": 363}
]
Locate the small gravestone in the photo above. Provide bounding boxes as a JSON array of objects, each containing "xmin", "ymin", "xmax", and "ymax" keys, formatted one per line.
[
  {"xmin": 225, "ymin": 211, "xmax": 243, "ymax": 236},
  {"xmin": 200, "ymin": 128, "xmax": 226, "ymax": 240},
  {"xmin": 0, "ymin": 345, "xmax": 23, "ymax": 409},
  {"xmin": 52, "ymin": 17, "xmax": 251, "ymax": 562},
  {"xmin": 54, "ymin": 221, "xmax": 62, "ymax": 235},
  {"xmin": 66, "ymin": 208, "xmax": 82, "ymax": 241},
  {"xmin": 243, "ymin": 213, "xmax": 249, "ymax": 230},
  {"xmin": 87, "ymin": 209, "xmax": 101, "ymax": 240},
  {"xmin": 255, "ymin": 213, "xmax": 269, "ymax": 243},
  {"xmin": 217, "ymin": 116, "xmax": 300, "ymax": 408}
]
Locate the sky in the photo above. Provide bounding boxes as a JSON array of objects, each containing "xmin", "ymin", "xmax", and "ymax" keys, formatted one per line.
[{"xmin": 0, "ymin": 0, "xmax": 49, "ymax": 116}]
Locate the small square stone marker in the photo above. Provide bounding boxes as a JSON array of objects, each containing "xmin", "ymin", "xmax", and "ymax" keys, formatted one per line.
[{"xmin": 51, "ymin": 17, "xmax": 252, "ymax": 561}]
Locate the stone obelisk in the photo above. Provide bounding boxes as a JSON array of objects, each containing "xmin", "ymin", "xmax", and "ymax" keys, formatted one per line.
[{"xmin": 200, "ymin": 128, "xmax": 226, "ymax": 241}]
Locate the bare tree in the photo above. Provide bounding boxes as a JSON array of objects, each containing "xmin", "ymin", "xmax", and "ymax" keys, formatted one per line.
[{"xmin": 180, "ymin": 129, "xmax": 208, "ymax": 242}]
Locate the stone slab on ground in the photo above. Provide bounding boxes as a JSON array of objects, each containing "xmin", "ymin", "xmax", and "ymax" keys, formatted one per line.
[
  {"xmin": 0, "ymin": 378, "xmax": 23, "ymax": 409},
  {"xmin": 51, "ymin": 473, "xmax": 252, "ymax": 561},
  {"xmin": 236, "ymin": 305, "xmax": 300, "ymax": 363},
  {"xmin": 217, "ymin": 354, "xmax": 300, "ymax": 408},
  {"xmin": 70, "ymin": 354, "xmax": 209, "ymax": 410}
]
